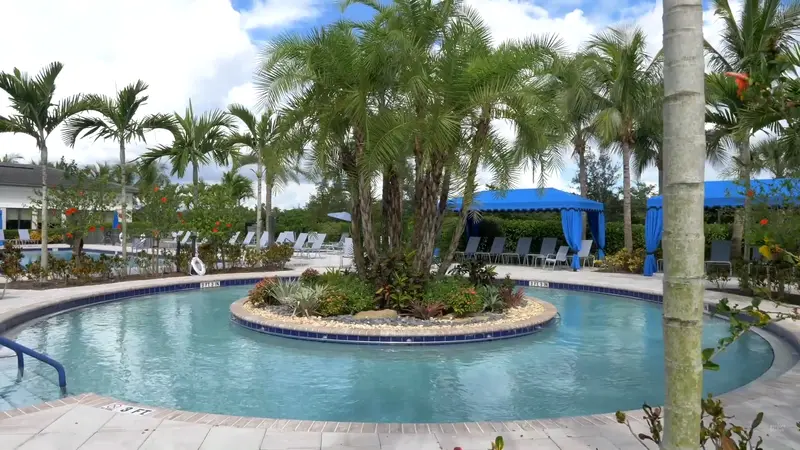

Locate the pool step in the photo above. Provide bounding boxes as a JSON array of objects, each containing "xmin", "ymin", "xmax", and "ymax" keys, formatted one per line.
[{"xmin": 0, "ymin": 360, "xmax": 57, "ymax": 411}]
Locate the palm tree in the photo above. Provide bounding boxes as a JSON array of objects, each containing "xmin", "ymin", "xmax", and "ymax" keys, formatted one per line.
[
  {"xmin": 139, "ymin": 102, "xmax": 235, "ymax": 204},
  {"xmin": 220, "ymin": 170, "xmax": 254, "ymax": 204},
  {"xmin": 63, "ymin": 80, "xmax": 175, "ymax": 261},
  {"xmin": 661, "ymin": 0, "xmax": 707, "ymax": 446},
  {"xmin": 547, "ymin": 52, "xmax": 599, "ymax": 199},
  {"xmin": 0, "ymin": 62, "xmax": 89, "ymax": 271},
  {"xmin": 587, "ymin": 27, "xmax": 661, "ymax": 252},
  {"xmin": 227, "ymin": 105, "xmax": 298, "ymax": 246},
  {"xmin": 134, "ymin": 159, "xmax": 170, "ymax": 193},
  {"xmin": 0, "ymin": 153, "xmax": 23, "ymax": 163},
  {"xmin": 705, "ymin": 0, "xmax": 800, "ymax": 258}
]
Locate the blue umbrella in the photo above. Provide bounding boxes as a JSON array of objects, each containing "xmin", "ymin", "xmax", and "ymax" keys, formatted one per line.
[
  {"xmin": 112, "ymin": 211, "xmax": 119, "ymax": 230},
  {"xmin": 327, "ymin": 211, "xmax": 351, "ymax": 222}
]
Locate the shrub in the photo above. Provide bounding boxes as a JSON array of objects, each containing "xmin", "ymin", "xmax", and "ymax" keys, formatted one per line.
[
  {"xmin": 497, "ymin": 276, "xmax": 525, "ymax": 309},
  {"xmin": 445, "ymin": 287, "xmax": 483, "ymax": 317},
  {"xmin": 448, "ymin": 259, "xmax": 497, "ymax": 286},
  {"xmin": 321, "ymin": 271, "xmax": 377, "ymax": 313},
  {"xmin": 248, "ymin": 278, "xmax": 279, "ymax": 307},
  {"xmin": 0, "ymin": 244, "xmax": 24, "ymax": 281},
  {"xmin": 369, "ymin": 250, "xmax": 426, "ymax": 310},
  {"xmin": 300, "ymin": 268, "xmax": 320, "ymax": 285},
  {"xmin": 600, "ymin": 248, "xmax": 646, "ymax": 273},
  {"xmin": 261, "ymin": 243, "xmax": 294, "ymax": 269},
  {"xmin": 294, "ymin": 285, "xmax": 326, "ymax": 317},
  {"xmin": 316, "ymin": 291, "xmax": 349, "ymax": 317},
  {"xmin": 410, "ymin": 299, "xmax": 446, "ymax": 319},
  {"xmin": 270, "ymin": 279, "xmax": 301, "ymax": 307}
]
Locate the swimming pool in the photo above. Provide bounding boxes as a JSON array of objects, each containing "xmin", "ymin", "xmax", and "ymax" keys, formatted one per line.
[
  {"xmin": 20, "ymin": 249, "xmax": 112, "ymax": 266},
  {"xmin": 4, "ymin": 286, "xmax": 774, "ymax": 423}
]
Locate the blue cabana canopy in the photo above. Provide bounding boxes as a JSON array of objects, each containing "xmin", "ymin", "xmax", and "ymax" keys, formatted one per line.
[
  {"xmin": 643, "ymin": 179, "xmax": 799, "ymax": 276},
  {"xmin": 327, "ymin": 211, "xmax": 352, "ymax": 222},
  {"xmin": 450, "ymin": 188, "xmax": 606, "ymax": 269}
]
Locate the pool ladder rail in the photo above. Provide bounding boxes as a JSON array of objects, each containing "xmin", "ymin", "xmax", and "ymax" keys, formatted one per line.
[{"xmin": 0, "ymin": 336, "xmax": 67, "ymax": 396}]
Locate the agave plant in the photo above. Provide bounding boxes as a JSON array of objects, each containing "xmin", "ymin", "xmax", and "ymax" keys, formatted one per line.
[
  {"xmin": 480, "ymin": 285, "xmax": 506, "ymax": 313},
  {"xmin": 292, "ymin": 285, "xmax": 327, "ymax": 317},
  {"xmin": 269, "ymin": 279, "xmax": 301, "ymax": 307}
]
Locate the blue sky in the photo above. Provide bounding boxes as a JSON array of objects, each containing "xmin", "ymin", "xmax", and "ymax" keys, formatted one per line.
[{"xmin": 0, "ymin": 0, "xmax": 731, "ymax": 207}]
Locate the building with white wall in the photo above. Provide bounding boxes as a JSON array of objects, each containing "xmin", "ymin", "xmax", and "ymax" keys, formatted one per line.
[{"xmin": 0, "ymin": 163, "xmax": 135, "ymax": 230}]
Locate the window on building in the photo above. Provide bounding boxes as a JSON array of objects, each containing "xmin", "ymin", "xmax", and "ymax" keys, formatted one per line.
[{"xmin": 5, "ymin": 208, "xmax": 33, "ymax": 230}]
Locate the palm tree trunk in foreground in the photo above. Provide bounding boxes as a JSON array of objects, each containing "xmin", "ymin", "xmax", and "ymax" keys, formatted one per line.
[
  {"xmin": 120, "ymin": 140, "xmax": 129, "ymax": 265},
  {"xmin": 662, "ymin": 0, "xmax": 706, "ymax": 448},
  {"xmin": 264, "ymin": 179, "xmax": 273, "ymax": 247},
  {"xmin": 39, "ymin": 141, "xmax": 49, "ymax": 274},
  {"xmin": 192, "ymin": 162, "xmax": 199, "ymax": 257},
  {"xmin": 256, "ymin": 159, "xmax": 263, "ymax": 246},
  {"xmin": 621, "ymin": 140, "xmax": 633, "ymax": 252}
]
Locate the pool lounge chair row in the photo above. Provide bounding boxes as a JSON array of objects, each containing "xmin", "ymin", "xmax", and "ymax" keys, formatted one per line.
[
  {"xmin": 0, "ymin": 229, "xmax": 38, "ymax": 245},
  {"xmin": 455, "ymin": 236, "xmax": 595, "ymax": 269}
]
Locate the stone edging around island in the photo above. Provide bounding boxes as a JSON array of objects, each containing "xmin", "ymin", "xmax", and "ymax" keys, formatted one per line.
[{"xmin": 230, "ymin": 297, "xmax": 558, "ymax": 345}]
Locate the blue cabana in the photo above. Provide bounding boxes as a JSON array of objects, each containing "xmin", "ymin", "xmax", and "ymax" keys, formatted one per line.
[
  {"xmin": 450, "ymin": 188, "xmax": 606, "ymax": 270},
  {"xmin": 643, "ymin": 179, "xmax": 798, "ymax": 276}
]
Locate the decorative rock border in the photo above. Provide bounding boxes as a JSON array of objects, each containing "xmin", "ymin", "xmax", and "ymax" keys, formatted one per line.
[{"xmin": 230, "ymin": 297, "xmax": 559, "ymax": 345}]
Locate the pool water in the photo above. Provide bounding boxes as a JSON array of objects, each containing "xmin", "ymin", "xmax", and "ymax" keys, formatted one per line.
[{"xmin": 7, "ymin": 287, "xmax": 773, "ymax": 423}]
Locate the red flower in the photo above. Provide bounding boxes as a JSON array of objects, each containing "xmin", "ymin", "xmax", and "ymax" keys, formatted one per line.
[
  {"xmin": 212, "ymin": 228, "xmax": 219, "ymax": 233},
  {"xmin": 226, "ymin": 223, "xmax": 232, "ymax": 228},
  {"xmin": 88, "ymin": 226, "xmax": 96, "ymax": 232},
  {"xmin": 215, "ymin": 221, "xmax": 220, "ymax": 226},
  {"xmin": 161, "ymin": 196, "xmax": 167, "ymax": 203},
  {"xmin": 100, "ymin": 226, "xmax": 105, "ymax": 231},
  {"xmin": 725, "ymin": 72, "xmax": 750, "ymax": 99},
  {"xmin": 760, "ymin": 218, "xmax": 769, "ymax": 226},
  {"xmin": 746, "ymin": 189, "xmax": 755, "ymax": 198},
  {"xmin": 66, "ymin": 232, "xmax": 73, "ymax": 239},
  {"xmin": 177, "ymin": 212, "xmax": 183, "ymax": 217},
  {"xmin": 116, "ymin": 223, "xmax": 122, "ymax": 229},
  {"xmin": 79, "ymin": 191, "xmax": 84, "ymax": 196},
  {"xmin": 154, "ymin": 186, "xmax": 160, "ymax": 192}
]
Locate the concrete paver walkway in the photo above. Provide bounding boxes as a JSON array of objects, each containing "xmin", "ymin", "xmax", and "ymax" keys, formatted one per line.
[{"xmin": 1, "ymin": 259, "xmax": 799, "ymax": 449}]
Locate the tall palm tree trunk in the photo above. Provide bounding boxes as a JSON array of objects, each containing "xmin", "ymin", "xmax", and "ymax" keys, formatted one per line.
[
  {"xmin": 439, "ymin": 144, "xmax": 481, "ymax": 275},
  {"xmin": 661, "ymin": 0, "xmax": 706, "ymax": 447},
  {"xmin": 264, "ymin": 179, "xmax": 273, "ymax": 248},
  {"xmin": 192, "ymin": 162, "xmax": 199, "ymax": 257},
  {"xmin": 38, "ymin": 140, "xmax": 49, "ymax": 273},
  {"xmin": 119, "ymin": 140, "xmax": 128, "ymax": 264},
  {"xmin": 354, "ymin": 128, "xmax": 378, "ymax": 264},
  {"xmin": 621, "ymin": 140, "xmax": 633, "ymax": 251},
  {"xmin": 255, "ymin": 158, "xmax": 263, "ymax": 246},
  {"xmin": 576, "ymin": 139, "xmax": 588, "ymax": 239},
  {"xmin": 384, "ymin": 166, "xmax": 402, "ymax": 252},
  {"xmin": 732, "ymin": 141, "xmax": 751, "ymax": 260}
]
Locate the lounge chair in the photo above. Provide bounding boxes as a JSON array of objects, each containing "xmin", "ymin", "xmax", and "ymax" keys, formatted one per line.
[
  {"xmin": 283, "ymin": 232, "xmax": 296, "ymax": 243},
  {"xmin": 502, "ymin": 237, "xmax": 532, "ymax": 264},
  {"xmin": 257, "ymin": 231, "xmax": 270, "ymax": 248},
  {"xmin": 301, "ymin": 233, "xmax": 327, "ymax": 258},
  {"xmin": 240, "ymin": 231, "xmax": 255, "ymax": 246},
  {"xmin": 0, "ymin": 274, "xmax": 5, "ymax": 299},
  {"xmin": 180, "ymin": 232, "xmax": 193, "ymax": 246},
  {"xmin": 544, "ymin": 246, "xmax": 570, "ymax": 270},
  {"xmin": 527, "ymin": 237, "xmax": 558, "ymax": 266},
  {"xmin": 18, "ymin": 229, "xmax": 36, "ymax": 245},
  {"xmin": 292, "ymin": 233, "xmax": 309, "ymax": 253},
  {"xmin": 454, "ymin": 236, "xmax": 481, "ymax": 261},
  {"xmin": 476, "ymin": 237, "xmax": 505, "ymax": 263},
  {"xmin": 228, "ymin": 231, "xmax": 241, "ymax": 245},
  {"xmin": 706, "ymin": 240, "xmax": 733, "ymax": 276},
  {"xmin": 274, "ymin": 232, "xmax": 288, "ymax": 244},
  {"xmin": 324, "ymin": 233, "xmax": 349, "ymax": 252},
  {"xmin": 340, "ymin": 238, "xmax": 354, "ymax": 268},
  {"xmin": 570, "ymin": 239, "xmax": 594, "ymax": 268},
  {"xmin": 0, "ymin": 230, "xmax": 5, "ymax": 249}
]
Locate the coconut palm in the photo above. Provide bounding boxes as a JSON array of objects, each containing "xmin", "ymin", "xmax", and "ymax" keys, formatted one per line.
[
  {"xmin": 220, "ymin": 170, "xmax": 254, "ymax": 204},
  {"xmin": 586, "ymin": 27, "xmax": 661, "ymax": 252},
  {"xmin": 0, "ymin": 153, "xmax": 23, "ymax": 163},
  {"xmin": 227, "ymin": 105, "xmax": 298, "ymax": 246},
  {"xmin": 139, "ymin": 102, "xmax": 235, "ymax": 204},
  {"xmin": 705, "ymin": 0, "xmax": 800, "ymax": 258},
  {"xmin": 0, "ymin": 62, "xmax": 89, "ymax": 271},
  {"xmin": 661, "ymin": 0, "xmax": 707, "ymax": 446},
  {"xmin": 62, "ymin": 80, "xmax": 175, "ymax": 261}
]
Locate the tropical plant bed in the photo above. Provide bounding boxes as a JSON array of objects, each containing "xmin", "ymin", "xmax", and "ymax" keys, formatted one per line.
[{"xmin": 240, "ymin": 298, "xmax": 549, "ymax": 330}]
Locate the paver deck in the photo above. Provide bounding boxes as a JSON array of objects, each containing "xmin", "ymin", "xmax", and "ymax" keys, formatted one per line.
[{"xmin": 1, "ymin": 260, "xmax": 799, "ymax": 449}]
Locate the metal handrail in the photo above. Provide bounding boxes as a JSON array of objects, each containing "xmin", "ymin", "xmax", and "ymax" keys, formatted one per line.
[{"xmin": 0, "ymin": 336, "xmax": 67, "ymax": 395}]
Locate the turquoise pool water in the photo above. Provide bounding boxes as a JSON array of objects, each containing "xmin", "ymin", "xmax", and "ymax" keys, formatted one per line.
[
  {"xmin": 6, "ymin": 287, "xmax": 774, "ymax": 422},
  {"xmin": 20, "ymin": 250, "xmax": 109, "ymax": 266}
]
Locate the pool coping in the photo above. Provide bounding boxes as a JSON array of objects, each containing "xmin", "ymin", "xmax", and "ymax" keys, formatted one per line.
[
  {"xmin": 230, "ymin": 297, "xmax": 559, "ymax": 345},
  {"xmin": 1, "ymin": 270, "xmax": 799, "ymax": 434}
]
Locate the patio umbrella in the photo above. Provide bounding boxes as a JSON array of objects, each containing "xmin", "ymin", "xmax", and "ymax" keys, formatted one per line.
[
  {"xmin": 327, "ymin": 211, "xmax": 351, "ymax": 222},
  {"xmin": 112, "ymin": 211, "xmax": 119, "ymax": 230}
]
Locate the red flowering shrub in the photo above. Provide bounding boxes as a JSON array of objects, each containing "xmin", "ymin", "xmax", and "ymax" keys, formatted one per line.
[{"xmin": 248, "ymin": 278, "xmax": 279, "ymax": 307}]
